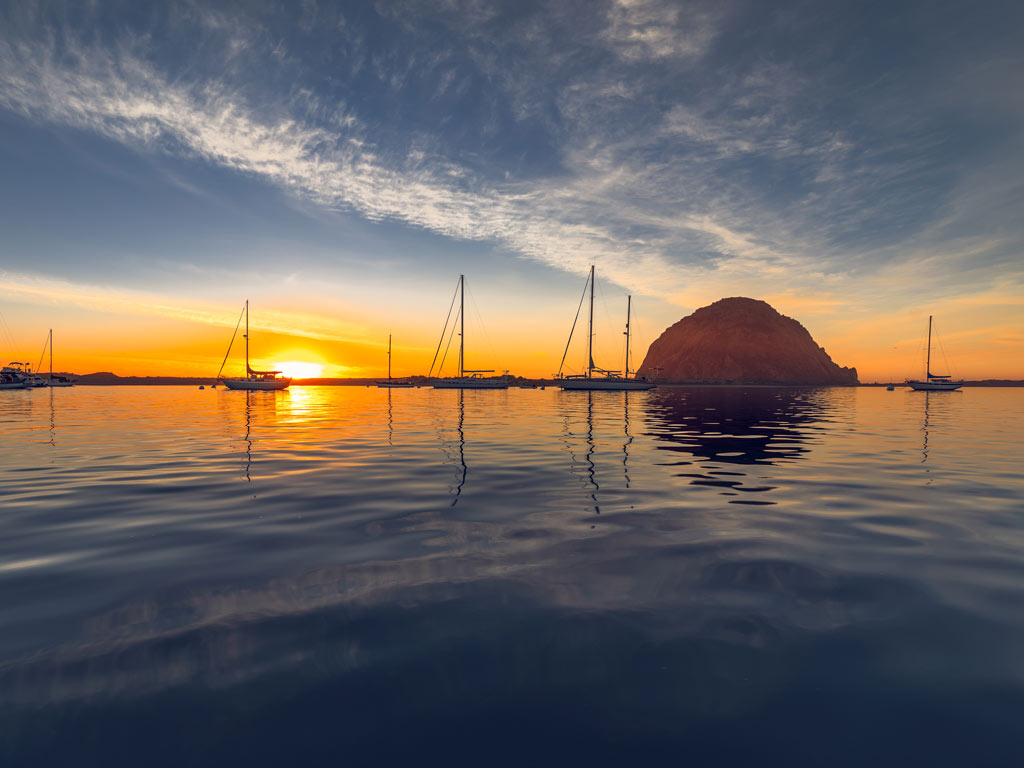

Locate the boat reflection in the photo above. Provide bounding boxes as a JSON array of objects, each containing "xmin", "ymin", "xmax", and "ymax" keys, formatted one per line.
[
  {"xmin": 560, "ymin": 391, "xmax": 641, "ymax": 516},
  {"xmin": 920, "ymin": 391, "xmax": 941, "ymax": 485},
  {"xmin": 623, "ymin": 391, "xmax": 633, "ymax": 488},
  {"xmin": 48, "ymin": 387, "xmax": 56, "ymax": 449},
  {"xmin": 435, "ymin": 390, "xmax": 467, "ymax": 506},
  {"xmin": 231, "ymin": 390, "xmax": 285, "ymax": 483},
  {"xmin": 244, "ymin": 392, "xmax": 253, "ymax": 482}
]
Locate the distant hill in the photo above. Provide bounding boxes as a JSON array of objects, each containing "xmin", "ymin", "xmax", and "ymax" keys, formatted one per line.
[
  {"xmin": 74, "ymin": 372, "xmax": 215, "ymax": 385},
  {"xmin": 638, "ymin": 297, "xmax": 859, "ymax": 385}
]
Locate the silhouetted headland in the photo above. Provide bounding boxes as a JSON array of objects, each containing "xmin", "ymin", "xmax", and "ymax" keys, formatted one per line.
[{"xmin": 638, "ymin": 297, "xmax": 859, "ymax": 385}]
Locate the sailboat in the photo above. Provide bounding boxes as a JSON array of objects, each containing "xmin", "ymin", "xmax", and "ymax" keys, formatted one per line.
[
  {"xmin": 41, "ymin": 329, "xmax": 74, "ymax": 387},
  {"xmin": 376, "ymin": 334, "xmax": 415, "ymax": 388},
  {"xmin": 219, "ymin": 301, "xmax": 291, "ymax": 391},
  {"xmin": 906, "ymin": 315, "xmax": 963, "ymax": 391},
  {"xmin": 558, "ymin": 265, "xmax": 654, "ymax": 391},
  {"xmin": 429, "ymin": 275, "xmax": 508, "ymax": 389}
]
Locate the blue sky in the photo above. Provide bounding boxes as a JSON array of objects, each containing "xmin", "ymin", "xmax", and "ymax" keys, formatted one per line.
[{"xmin": 0, "ymin": 0, "xmax": 1022, "ymax": 378}]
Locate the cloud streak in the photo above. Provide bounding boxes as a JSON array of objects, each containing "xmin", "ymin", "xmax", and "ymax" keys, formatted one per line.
[
  {"xmin": 0, "ymin": 270, "xmax": 372, "ymax": 345},
  {"xmin": 0, "ymin": 0, "xmax": 1021, "ymax": 324}
]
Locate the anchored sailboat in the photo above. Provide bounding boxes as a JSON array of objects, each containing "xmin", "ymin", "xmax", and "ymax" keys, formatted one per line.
[
  {"xmin": 907, "ymin": 316, "xmax": 962, "ymax": 391},
  {"xmin": 377, "ymin": 334, "xmax": 415, "ymax": 388},
  {"xmin": 219, "ymin": 301, "xmax": 291, "ymax": 391},
  {"xmin": 41, "ymin": 329, "xmax": 74, "ymax": 387},
  {"xmin": 558, "ymin": 265, "xmax": 654, "ymax": 391},
  {"xmin": 429, "ymin": 275, "xmax": 508, "ymax": 389}
]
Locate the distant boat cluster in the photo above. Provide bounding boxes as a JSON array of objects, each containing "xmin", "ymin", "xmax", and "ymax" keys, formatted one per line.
[
  {"xmin": 2, "ymin": 277, "xmax": 964, "ymax": 395},
  {"xmin": 215, "ymin": 266, "xmax": 655, "ymax": 393},
  {"xmin": 1, "ymin": 330, "xmax": 75, "ymax": 390}
]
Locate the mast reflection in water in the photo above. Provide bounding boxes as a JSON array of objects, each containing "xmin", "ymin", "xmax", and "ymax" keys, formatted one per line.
[{"xmin": 1, "ymin": 385, "xmax": 1022, "ymax": 766}]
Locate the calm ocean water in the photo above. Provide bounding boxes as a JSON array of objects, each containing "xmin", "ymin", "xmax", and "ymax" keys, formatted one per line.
[{"xmin": 1, "ymin": 385, "xmax": 1022, "ymax": 765}]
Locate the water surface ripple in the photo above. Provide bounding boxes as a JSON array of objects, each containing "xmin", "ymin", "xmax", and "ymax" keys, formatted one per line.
[{"xmin": 1, "ymin": 386, "xmax": 1022, "ymax": 765}]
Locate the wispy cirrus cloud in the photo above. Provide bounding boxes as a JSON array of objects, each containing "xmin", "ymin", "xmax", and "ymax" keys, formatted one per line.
[
  {"xmin": 0, "ymin": 33, "xmax": 695, "ymax": 294},
  {"xmin": 601, "ymin": 0, "xmax": 717, "ymax": 61},
  {"xmin": 0, "ymin": 0, "xmax": 1021, "ymax": 324}
]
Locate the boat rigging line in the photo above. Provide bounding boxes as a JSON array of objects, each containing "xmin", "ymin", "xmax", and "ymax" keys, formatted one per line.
[
  {"xmin": 557, "ymin": 268, "xmax": 592, "ymax": 377},
  {"xmin": 428, "ymin": 280, "xmax": 461, "ymax": 378},
  {"xmin": 436, "ymin": 302, "xmax": 461, "ymax": 377},
  {"xmin": 35, "ymin": 332, "xmax": 50, "ymax": 377},
  {"xmin": 215, "ymin": 304, "xmax": 247, "ymax": 381}
]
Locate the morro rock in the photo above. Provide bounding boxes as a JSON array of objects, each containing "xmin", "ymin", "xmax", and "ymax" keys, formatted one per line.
[{"xmin": 637, "ymin": 297, "xmax": 858, "ymax": 385}]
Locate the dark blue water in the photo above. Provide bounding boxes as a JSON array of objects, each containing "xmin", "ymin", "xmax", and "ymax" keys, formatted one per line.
[{"xmin": 1, "ymin": 386, "xmax": 1022, "ymax": 766}]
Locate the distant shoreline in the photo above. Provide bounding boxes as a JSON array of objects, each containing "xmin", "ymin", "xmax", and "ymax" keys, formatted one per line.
[{"xmin": 46, "ymin": 374, "xmax": 1024, "ymax": 388}]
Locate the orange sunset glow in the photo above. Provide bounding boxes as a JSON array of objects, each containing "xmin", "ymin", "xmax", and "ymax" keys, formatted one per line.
[
  {"xmin": 2, "ymin": 275, "xmax": 1020, "ymax": 382},
  {"xmin": 273, "ymin": 361, "xmax": 324, "ymax": 379}
]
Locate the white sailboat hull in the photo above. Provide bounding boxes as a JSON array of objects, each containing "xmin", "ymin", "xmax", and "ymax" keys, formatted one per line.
[
  {"xmin": 430, "ymin": 377, "xmax": 508, "ymax": 389},
  {"xmin": 222, "ymin": 377, "xmax": 291, "ymax": 391},
  {"xmin": 560, "ymin": 378, "xmax": 655, "ymax": 391},
  {"xmin": 907, "ymin": 380, "xmax": 963, "ymax": 391}
]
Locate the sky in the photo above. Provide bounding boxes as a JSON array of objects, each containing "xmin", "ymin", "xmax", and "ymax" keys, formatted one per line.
[{"xmin": 0, "ymin": 0, "xmax": 1022, "ymax": 381}]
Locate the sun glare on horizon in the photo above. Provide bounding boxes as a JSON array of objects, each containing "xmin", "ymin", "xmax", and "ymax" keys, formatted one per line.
[{"xmin": 274, "ymin": 361, "xmax": 324, "ymax": 379}]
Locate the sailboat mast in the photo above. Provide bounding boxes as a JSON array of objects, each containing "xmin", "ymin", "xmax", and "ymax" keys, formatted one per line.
[
  {"xmin": 245, "ymin": 300, "xmax": 250, "ymax": 376},
  {"xmin": 459, "ymin": 275, "xmax": 465, "ymax": 378},
  {"xmin": 388, "ymin": 334, "xmax": 392, "ymax": 380},
  {"xmin": 625, "ymin": 296, "xmax": 631, "ymax": 378},
  {"xmin": 49, "ymin": 328, "xmax": 53, "ymax": 382},
  {"xmin": 587, "ymin": 265, "xmax": 595, "ymax": 379},
  {"xmin": 926, "ymin": 315, "xmax": 932, "ymax": 377}
]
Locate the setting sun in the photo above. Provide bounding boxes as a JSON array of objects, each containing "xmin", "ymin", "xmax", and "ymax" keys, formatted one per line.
[{"xmin": 274, "ymin": 361, "xmax": 324, "ymax": 379}]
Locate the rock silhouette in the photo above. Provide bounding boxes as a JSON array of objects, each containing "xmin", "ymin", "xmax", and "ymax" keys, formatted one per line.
[{"xmin": 638, "ymin": 297, "xmax": 858, "ymax": 385}]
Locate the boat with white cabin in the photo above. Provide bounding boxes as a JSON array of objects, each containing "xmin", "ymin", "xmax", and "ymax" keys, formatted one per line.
[
  {"xmin": 219, "ymin": 301, "xmax": 291, "ymax": 391},
  {"xmin": 1, "ymin": 361, "xmax": 46, "ymax": 388}
]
